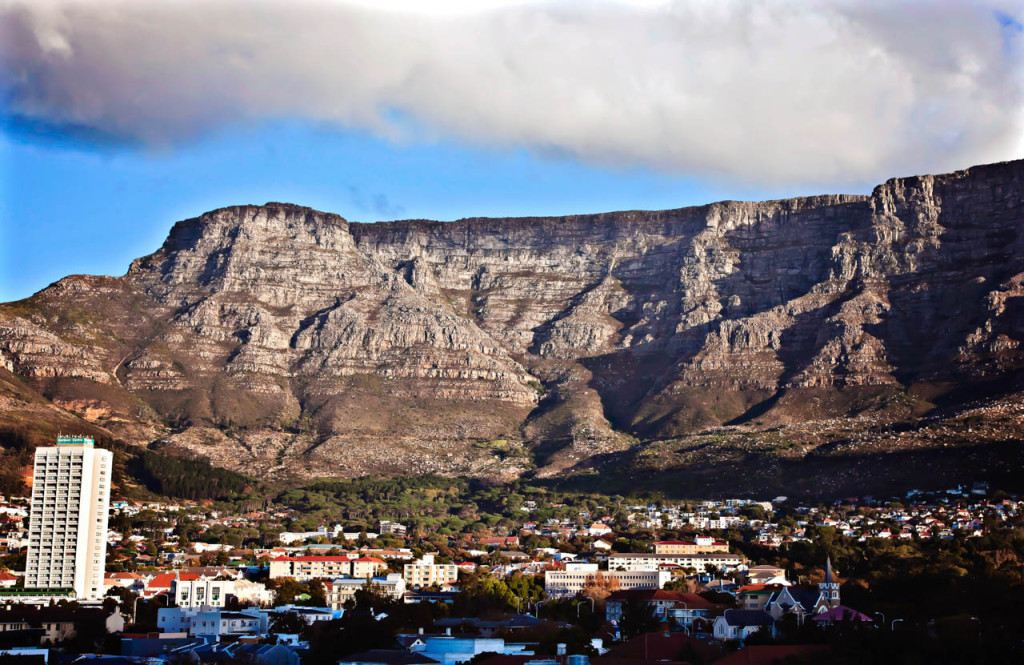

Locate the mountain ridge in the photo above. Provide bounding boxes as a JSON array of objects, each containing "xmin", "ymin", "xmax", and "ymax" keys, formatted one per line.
[{"xmin": 1, "ymin": 158, "xmax": 1022, "ymax": 495}]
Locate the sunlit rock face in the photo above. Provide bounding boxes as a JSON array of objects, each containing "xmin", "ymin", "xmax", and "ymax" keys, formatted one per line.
[{"xmin": 2, "ymin": 160, "xmax": 1022, "ymax": 481}]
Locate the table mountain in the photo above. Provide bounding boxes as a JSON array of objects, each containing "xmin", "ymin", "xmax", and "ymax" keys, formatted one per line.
[{"xmin": 1, "ymin": 159, "xmax": 1022, "ymax": 493}]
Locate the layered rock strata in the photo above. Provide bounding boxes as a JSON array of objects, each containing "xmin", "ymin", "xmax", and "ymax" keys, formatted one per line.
[{"xmin": 1, "ymin": 160, "xmax": 1022, "ymax": 480}]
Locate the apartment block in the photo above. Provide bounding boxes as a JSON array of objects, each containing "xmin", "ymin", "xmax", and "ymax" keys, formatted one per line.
[
  {"xmin": 403, "ymin": 554, "xmax": 458, "ymax": 589},
  {"xmin": 25, "ymin": 436, "xmax": 112, "ymax": 600},
  {"xmin": 269, "ymin": 556, "xmax": 386, "ymax": 581}
]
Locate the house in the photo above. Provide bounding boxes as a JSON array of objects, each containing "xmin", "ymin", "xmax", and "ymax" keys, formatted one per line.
[
  {"xmin": 0, "ymin": 608, "xmax": 124, "ymax": 646},
  {"xmin": 712, "ymin": 610, "xmax": 775, "ymax": 641},
  {"xmin": 766, "ymin": 556, "xmax": 841, "ymax": 622},
  {"xmin": 764, "ymin": 587, "xmax": 828, "ymax": 622},
  {"xmin": 479, "ymin": 537, "xmax": 520, "ymax": 549},
  {"xmin": 588, "ymin": 523, "xmax": 613, "ymax": 538},
  {"xmin": 736, "ymin": 585, "xmax": 784, "ymax": 611},
  {"xmin": 745, "ymin": 565, "xmax": 788, "ymax": 585},
  {"xmin": 232, "ymin": 642, "xmax": 304, "ymax": 665},
  {"xmin": 104, "ymin": 572, "xmax": 146, "ymax": 594},
  {"xmin": 605, "ymin": 589, "xmax": 716, "ymax": 631}
]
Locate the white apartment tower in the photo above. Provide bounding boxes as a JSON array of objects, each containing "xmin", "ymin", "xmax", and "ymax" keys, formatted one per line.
[{"xmin": 25, "ymin": 436, "xmax": 113, "ymax": 600}]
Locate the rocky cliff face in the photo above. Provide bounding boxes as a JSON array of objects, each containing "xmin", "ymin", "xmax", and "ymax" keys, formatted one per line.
[{"xmin": 1, "ymin": 160, "xmax": 1022, "ymax": 485}]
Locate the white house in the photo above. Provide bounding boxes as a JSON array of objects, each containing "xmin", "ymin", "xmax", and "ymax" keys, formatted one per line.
[{"xmin": 712, "ymin": 610, "xmax": 775, "ymax": 641}]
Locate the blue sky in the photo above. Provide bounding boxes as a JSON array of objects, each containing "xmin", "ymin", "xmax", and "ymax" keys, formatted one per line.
[
  {"xmin": 0, "ymin": 119, "xmax": 839, "ymax": 302},
  {"xmin": 1, "ymin": 0, "xmax": 1021, "ymax": 302}
]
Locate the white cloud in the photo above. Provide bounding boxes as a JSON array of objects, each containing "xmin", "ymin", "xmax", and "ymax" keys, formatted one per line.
[{"xmin": 1, "ymin": 0, "xmax": 1021, "ymax": 185}]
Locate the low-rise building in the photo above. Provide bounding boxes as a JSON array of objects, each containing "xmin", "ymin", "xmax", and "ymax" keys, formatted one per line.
[
  {"xmin": 270, "ymin": 556, "xmax": 386, "ymax": 581},
  {"xmin": 712, "ymin": 610, "xmax": 775, "ymax": 641},
  {"xmin": 189, "ymin": 610, "xmax": 262, "ymax": 638},
  {"xmin": 378, "ymin": 521, "xmax": 408, "ymax": 537},
  {"xmin": 325, "ymin": 574, "xmax": 406, "ymax": 609},
  {"xmin": 544, "ymin": 569, "xmax": 671, "ymax": 597},
  {"xmin": 653, "ymin": 537, "xmax": 730, "ymax": 555},
  {"xmin": 606, "ymin": 552, "xmax": 743, "ymax": 573},
  {"xmin": 404, "ymin": 554, "xmax": 458, "ymax": 590},
  {"xmin": 173, "ymin": 577, "xmax": 233, "ymax": 608},
  {"xmin": 605, "ymin": 589, "xmax": 715, "ymax": 630}
]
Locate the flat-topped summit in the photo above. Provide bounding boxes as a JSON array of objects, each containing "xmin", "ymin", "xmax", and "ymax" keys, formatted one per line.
[{"xmin": 2, "ymin": 159, "xmax": 1023, "ymax": 492}]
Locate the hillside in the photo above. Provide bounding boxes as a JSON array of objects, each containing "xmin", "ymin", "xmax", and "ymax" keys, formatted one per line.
[{"xmin": 1, "ymin": 159, "xmax": 1022, "ymax": 496}]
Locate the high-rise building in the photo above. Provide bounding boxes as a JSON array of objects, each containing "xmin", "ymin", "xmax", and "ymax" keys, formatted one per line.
[{"xmin": 25, "ymin": 436, "xmax": 112, "ymax": 600}]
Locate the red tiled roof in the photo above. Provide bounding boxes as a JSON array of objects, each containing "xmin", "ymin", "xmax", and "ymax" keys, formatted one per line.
[
  {"xmin": 146, "ymin": 573, "xmax": 175, "ymax": 588},
  {"xmin": 147, "ymin": 572, "xmax": 200, "ymax": 588},
  {"xmin": 736, "ymin": 584, "xmax": 783, "ymax": 594}
]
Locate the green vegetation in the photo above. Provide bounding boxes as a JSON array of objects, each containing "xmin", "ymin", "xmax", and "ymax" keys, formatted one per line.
[
  {"xmin": 125, "ymin": 449, "xmax": 252, "ymax": 501},
  {"xmin": 274, "ymin": 475, "xmax": 644, "ymax": 538}
]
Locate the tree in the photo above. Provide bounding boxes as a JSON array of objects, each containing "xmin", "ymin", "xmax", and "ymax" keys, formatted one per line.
[
  {"xmin": 582, "ymin": 572, "xmax": 620, "ymax": 607},
  {"xmin": 618, "ymin": 596, "xmax": 660, "ymax": 638},
  {"xmin": 270, "ymin": 611, "xmax": 309, "ymax": 636}
]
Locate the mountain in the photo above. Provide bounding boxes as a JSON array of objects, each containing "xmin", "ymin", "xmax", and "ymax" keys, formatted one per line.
[{"xmin": 2, "ymin": 160, "xmax": 1023, "ymax": 496}]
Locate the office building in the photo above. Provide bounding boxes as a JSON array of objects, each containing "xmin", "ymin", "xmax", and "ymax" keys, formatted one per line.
[{"xmin": 544, "ymin": 569, "xmax": 672, "ymax": 597}]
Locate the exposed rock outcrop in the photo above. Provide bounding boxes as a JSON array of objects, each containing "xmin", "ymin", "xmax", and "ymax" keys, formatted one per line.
[{"xmin": 1, "ymin": 160, "xmax": 1022, "ymax": 482}]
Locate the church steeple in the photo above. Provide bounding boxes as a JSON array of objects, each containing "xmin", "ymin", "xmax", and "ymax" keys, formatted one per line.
[{"xmin": 820, "ymin": 555, "xmax": 840, "ymax": 608}]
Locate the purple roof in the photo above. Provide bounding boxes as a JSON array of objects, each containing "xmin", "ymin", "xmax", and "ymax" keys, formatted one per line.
[{"xmin": 812, "ymin": 606, "xmax": 873, "ymax": 622}]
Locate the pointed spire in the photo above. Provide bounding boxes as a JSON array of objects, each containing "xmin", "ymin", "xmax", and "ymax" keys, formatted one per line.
[{"xmin": 824, "ymin": 555, "xmax": 835, "ymax": 585}]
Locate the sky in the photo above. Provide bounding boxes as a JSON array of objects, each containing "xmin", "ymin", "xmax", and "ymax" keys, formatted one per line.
[{"xmin": 1, "ymin": 0, "xmax": 1023, "ymax": 302}]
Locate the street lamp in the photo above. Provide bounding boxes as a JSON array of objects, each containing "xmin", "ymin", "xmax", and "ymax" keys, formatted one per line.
[
  {"xmin": 891, "ymin": 619, "xmax": 904, "ymax": 631},
  {"xmin": 874, "ymin": 611, "xmax": 885, "ymax": 626},
  {"xmin": 535, "ymin": 600, "xmax": 546, "ymax": 618}
]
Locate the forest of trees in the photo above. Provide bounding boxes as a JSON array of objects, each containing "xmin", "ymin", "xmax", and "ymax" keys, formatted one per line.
[{"xmin": 125, "ymin": 449, "xmax": 253, "ymax": 501}]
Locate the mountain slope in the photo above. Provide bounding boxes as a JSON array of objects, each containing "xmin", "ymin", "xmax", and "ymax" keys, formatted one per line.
[{"xmin": 1, "ymin": 159, "xmax": 1022, "ymax": 489}]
